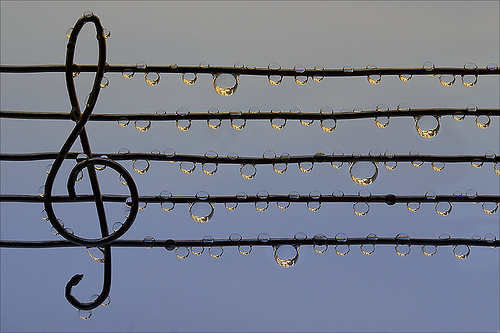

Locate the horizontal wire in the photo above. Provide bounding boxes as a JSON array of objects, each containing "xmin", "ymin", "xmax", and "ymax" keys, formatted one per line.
[
  {"xmin": 1, "ymin": 194, "xmax": 498, "ymax": 204},
  {"xmin": 1, "ymin": 108, "xmax": 499, "ymax": 120},
  {"xmin": 1, "ymin": 152, "xmax": 498, "ymax": 163},
  {"xmin": 1, "ymin": 64, "xmax": 499, "ymax": 76},
  {"xmin": 0, "ymin": 237, "xmax": 498, "ymax": 248}
]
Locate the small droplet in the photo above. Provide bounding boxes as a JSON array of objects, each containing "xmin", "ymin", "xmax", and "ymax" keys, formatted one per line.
[
  {"xmin": 38, "ymin": 185, "xmax": 45, "ymax": 197},
  {"xmin": 431, "ymin": 161, "xmax": 445, "ymax": 172},
  {"xmin": 240, "ymin": 164, "xmax": 257, "ymax": 179},
  {"xmin": 461, "ymin": 74, "xmax": 477, "ymax": 87},
  {"xmin": 234, "ymin": 62, "xmax": 245, "ymax": 68},
  {"xmin": 268, "ymin": 62, "xmax": 281, "ymax": 70},
  {"xmin": 122, "ymin": 69, "xmax": 134, "ymax": 79},
  {"xmin": 143, "ymin": 236, "xmax": 155, "ymax": 249},
  {"xmin": 439, "ymin": 74, "xmax": 455, "ymax": 87},
  {"xmin": 366, "ymin": 64, "xmax": 381, "ymax": 84},
  {"xmin": 406, "ymin": 202, "xmax": 421, "ymax": 212},
  {"xmin": 191, "ymin": 247, "xmax": 204, "ymax": 255},
  {"xmin": 353, "ymin": 202, "xmax": 370, "ymax": 216},
  {"xmin": 100, "ymin": 76, "xmax": 109, "ymax": 88},
  {"xmin": 83, "ymin": 10, "xmax": 93, "ymax": 18},
  {"xmin": 118, "ymin": 118, "xmax": 130, "ymax": 127},
  {"xmin": 182, "ymin": 73, "xmax": 197, "ymax": 85},
  {"xmin": 199, "ymin": 61, "xmax": 210, "ymax": 68},
  {"xmin": 86, "ymin": 246, "xmax": 105, "ymax": 262},
  {"xmin": 209, "ymin": 246, "xmax": 223, "ymax": 259},
  {"xmin": 298, "ymin": 161, "xmax": 313, "ymax": 173},
  {"xmin": 78, "ymin": 310, "xmax": 92, "ymax": 320},
  {"xmin": 399, "ymin": 74, "xmax": 412, "ymax": 82},
  {"xmin": 179, "ymin": 161, "xmax": 196, "ymax": 174},
  {"xmin": 274, "ymin": 245, "xmax": 299, "ymax": 268},
  {"xmin": 331, "ymin": 150, "xmax": 344, "ymax": 169},
  {"xmin": 134, "ymin": 120, "xmax": 151, "ymax": 132},
  {"xmin": 268, "ymin": 74, "xmax": 283, "ymax": 85},
  {"xmin": 423, "ymin": 61, "xmax": 435, "ymax": 72},
  {"xmin": 66, "ymin": 28, "xmax": 73, "ymax": 39},
  {"xmin": 425, "ymin": 191, "xmax": 437, "ymax": 200},
  {"xmin": 453, "ymin": 245, "xmax": 470, "ymax": 259},
  {"xmin": 112, "ymin": 222, "xmax": 123, "ymax": 232},
  {"xmin": 343, "ymin": 65, "xmax": 354, "ymax": 73},
  {"xmin": 482, "ymin": 202, "xmax": 498, "ymax": 214},
  {"xmin": 175, "ymin": 247, "xmax": 189, "ymax": 259},
  {"xmin": 145, "ymin": 72, "xmax": 160, "ymax": 86},
  {"xmin": 132, "ymin": 159, "xmax": 150, "ymax": 174},
  {"xmin": 435, "ymin": 202, "xmax": 452, "ymax": 216},
  {"xmin": 486, "ymin": 63, "xmax": 498, "ymax": 71},
  {"xmin": 136, "ymin": 61, "xmax": 147, "ymax": 70},
  {"xmin": 475, "ymin": 115, "xmax": 491, "ymax": 129},
  {"xmin": 258, "ymin": 233, "xmax": 271, "ymax": 242},
  {"xmin": 313, "ymin": 65, "xmax": 324, "ymax": 82},
  {"xmin": 102, "ymin": 28, "xmax": 111, "ymax": 39}
]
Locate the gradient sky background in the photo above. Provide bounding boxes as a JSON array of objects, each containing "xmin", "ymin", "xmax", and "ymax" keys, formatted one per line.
[{"xmin": 1, "ymin": 1, "xmax": 499, "ymax": 332}]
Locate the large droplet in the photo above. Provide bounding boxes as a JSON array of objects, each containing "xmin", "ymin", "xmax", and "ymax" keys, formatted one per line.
[
  {"xmin": 273, "ymin": 245, "xmax": 299, "ymax": 268},
  {"xmin": 349, "ymin": 162, "xmax": 378, "ymax": 186},
  {"xmin": 415, "ymin": 116, "xmax": 440, "ymax": 139},
  {"xmin": 189, "ymin": 202, "xmax": 214, "ymax": 223},
  {"xmin": 213, "ymin": 74, "xmax": 238, "ymax": 97}
]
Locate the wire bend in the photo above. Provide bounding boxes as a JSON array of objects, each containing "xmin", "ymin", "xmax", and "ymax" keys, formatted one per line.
[{"xmin": 65, "ymin": 245, "xmax": 111, "ymax": 310}]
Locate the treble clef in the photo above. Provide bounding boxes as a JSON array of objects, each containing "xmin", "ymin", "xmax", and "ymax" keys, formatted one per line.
[{"xmin": 43, "ymin": 12, "xmax": 139, "ymax": 311}]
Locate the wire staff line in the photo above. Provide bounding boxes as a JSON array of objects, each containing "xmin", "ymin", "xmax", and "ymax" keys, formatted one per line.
[
  {"xmin": 1, "ymin": 64, "xmax": 499, "ymax": 76},
  {"xmin": 1, "ymin": 152, "xmax": 498, "ymax": 163},
  {"xmin": 0, "ymin": 237, "xmax": 498, "ymax": 248},
  {"xmin": 1, "ymin": 108, "xmax": 499, "ymax": 120},
  {"xmin": 2, "ymin": 194, "xmax": 498, "ymax": 203}
]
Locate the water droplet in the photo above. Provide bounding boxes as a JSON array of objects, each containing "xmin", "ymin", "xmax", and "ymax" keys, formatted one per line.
[
  {"xmin": 484, "ymin": 233, "xmax": 497, "ymax": 243},
  {"xmin": 78, "ymin": 310, "xmax": 92, "ymax": 320},
  {"xmin": 425, "ymin": 191, "xmax": 436, "ymax": 200},
  {"xmin": 182, "ymin": 73, "xmax": 197, "ymax": 85},
  {"xmin": 274, "ymin": 245, "xmax": 299, "ymax": 268},
  {"xmin": 83, "ymin": 10, "xmax": 93, "ymax": 17},
  {"xmin": 176, "ymin": 107, "xmax": 191, "ymax": 131},
  {"xmin": 225, "ymin": 202, "xmax": 237, "ymax": 211},
  {"xmin": 332, "ymin": 190, "xmax": 344, "ymax": 197},
  {"xmin": 313, "ymin": 234, "xmax": 328, "ymax": 254},
  {"xmin": 169, "ymin": 63, "xmax": 178, "ymax": 69},
  {"xmin": 331, "ymin": 150, "xmax": 344, "ymax": 169},
  {"xmin": 361, "ymin": 243, "xmax": 375, "ymax": 255},
  {"xmin": 199, "ymin": 61, "xmax": 210, "ymax": 68},
  {"xmin": 366, "ymin": 64, "xmax": 381, "ymax": 84},
  {"xmin": 238, "ymin": 245, "xmax": 252, "ymax": 255},
  {"xmin": 313, "ymin": 65, "xmax": 324, "ymax": 82},
  {"xmin": 475, "ymin": 115, "xmax": 491, "ymax": 129},
  {"xmin": 466, "ymin": 189, "xmax": 477, "ymax": 199},
  {"xmin": 277, "ymin": 201, "xmax": 290, "ymax": 210},
  {"xmin": 112, "ymin": 222, "xmax": 123, "ymax": 232},
  {"xmin": 145, "ymin": 72, "xmax": 160, "ymax": 86},
  {"xmin": 236, "ymin": 192, "xmax": 248, "ymax": 200},
  {"xmin": 229, "ymin": 233, "xmax": 242, "ymax": 241},
  {"xmin": 122, "ymin": 69, "xmax": 134, "ymax": 79},
  {"xmin": 320, "ymin": 119, "xmax": 336, "ymax": 132},
  {"xmin": 343, "ymin": 65, "xmax": 354, "ymax": 73},
  {"xmin": 486, "ymin": 63, "xmax": 498, "ymax": 70},
  {"xmin": 410, "ymin": 150, "xmax": 423, "ymax": 167},
  {"xmin": 439, "ymin": 74, "xmax": 455, "ymax": 86},
  {"xmin": 395, "ymin": 233, "xmax": 411, "ymax": 257},
  {"xmin": 191, "ymin": 246, "xmax": 204, "ymax": 255},
  {"xmin": 415, "ymin": 116, "xmax": 441, "ymax": 139},
  {"xmin": 349, "ymin": 161, "xmax": 378, "ymax": 186},
  {"xmin": 298, "ymin": 161, "xmax": 313, "ymax": 173},
  {"xmin": 270, "ymin": 108, "xmax": 286, "ymax": 129},
  {"xmin": 453, "ymin": 112, "xmax": 465, "ymax": 121},
  {"xmin": 213, "ymin": 73, "xmax": 239, "ymax": 97},
  {"xmin": 175, "ymin": 247, "xmax": 189, "ymax": 259},
  {"xmin": 494, "ymin": 162, "xmax": 500, "ymax": 175},
  {"xmin": 406, "ymin": 202, "xmax": 421, "ymax": 212},
  {"xmin": 134, "ymin": 120, "xmax": 151, "ymax": 132},
  {"xmin": 118, "ymin": 174, "xmax": 127, "ymax": 186},
  {"xmin": 179, "ymin": 161, "xmax": 196, "ymax": 174},
  {"xmin": 102, "ymin": 28, "xmax": 111, "ymax": 39},
  {"xmin": 399, "ymin": 74, "xmax": 412, "ymax": 82},
  {"xmin": 207, "ymin": 107, "xmax": 221, "ymax": 129},
  {"xmin": 431, "ymin": 161, "xmax": 445, "ymax": 172},
  {"xmin": 422, "ymin": 245, "xmax": 437, "ymax": 257},
  {"xmin": 435, "ymin": 202, "xmax": 452, "ymax": 216},
  {"xmin": 246, "ymin": 64, "xmax": 256, "ymax": 70},
  {"xmin": 240, "ymin": 164, "xmax": 257, "ymax": 179},
  {"xmin": 143, "ymin": 236, "xmax": 155, "ymax": 249},
  {"xmin": 258, "ymin": 233, "xmax": 271, "ymax": 242},
  {"xmin": 234, "ymin": 62, "xmax": 244, "ymax": 68},
  {"xmin": 132, "ymin": 160, "xmax": 150, "ymax": 174},
  {"xmin": 268, "ymin": 62, "xmax": 281, "ymax": 70},
  {"xmin": 353, "ymin": 202, "xmax": 370, "ymax": 216},
  {"xmin": 65, "ymin": 28, "xmax": 73, "ymax": 39},
  {"xmin": 136, "ymin": 61, "xmax": 147, "ymax": 70},
  {"xmin": 294, "ymin": 232, "xmax": 307, "ymax": 240},
  {"xmin": 38, "ymin": 185, "xmax": 45, "ymax": 197},
  {"xmin": 86, "ymin": 247, "xmax": 105, "ymax": 262},
  {"xmin": 439, "ymin": 233, "xmax": 451, "ymax": 241},
  {"xmin": 384, "ymin": 150, "xmax": 397, "ymax": 170},
  {"xmin": 268, "ymin": 74, "xmax": 283, "ymax": 85},
  {"xmin": 98, "ymin": 76, "xmax": 109, "ymax": 88},
  {"xmin": 453, "ymin": 245, "xmax": 470, "ymax": 259},
  {"xmin": 209, "ymin": 246, "xmax": 223, "ymax": 258},
  {"xmin": 118, "ymin": 118, "xmax": 129, "ymax": 127},
  {"xmin": 423, "ymin": 61, "xmax": 435, "ymax": 72},
  {"xmin": 467, "ymin": 104, "xmax": 477, "ymax": 113},
  {"xmin": 461, "ymin": 74, "xmax": 477, "ymax": 87},
  {"xmin": 164, "ymin": 239, "xmax": 176, "ymax": 251},
  {"xmin": 72, "ymin": 71, "xmax": 80, "ymax": 78},
  {"xmin": 482, "ymin": 202, "xmax": 498, "ymax": 214},
  {"xmin": 189, "ymin": 202, "xmax": 214, "ymax": 223},
  {"xmin": 471, "ymin": 159, "xmax": 483, "ymax": 168}
]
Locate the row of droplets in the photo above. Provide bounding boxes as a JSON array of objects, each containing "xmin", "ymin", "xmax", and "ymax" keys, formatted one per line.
[
  {"xmin": 116, "ymin": 105, "xmax": 494, "ymax": 135},
  {"xmin": 106, "ymin": 148, "xmax": 500, "ymax": 180},
  {"xmin": 85, "ymin": 232, "xmax": 498, "ymax": 265}
]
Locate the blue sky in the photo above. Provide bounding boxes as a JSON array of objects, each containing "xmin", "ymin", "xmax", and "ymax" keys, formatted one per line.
[{"xmin": 1, "ymin": 1, "xmax": 499, "ymax": 332}]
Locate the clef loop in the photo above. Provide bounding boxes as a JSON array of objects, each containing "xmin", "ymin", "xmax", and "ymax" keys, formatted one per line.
[{"xmin": 43, "ymin": 12, "xmax": 139, "ymax": 248}]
